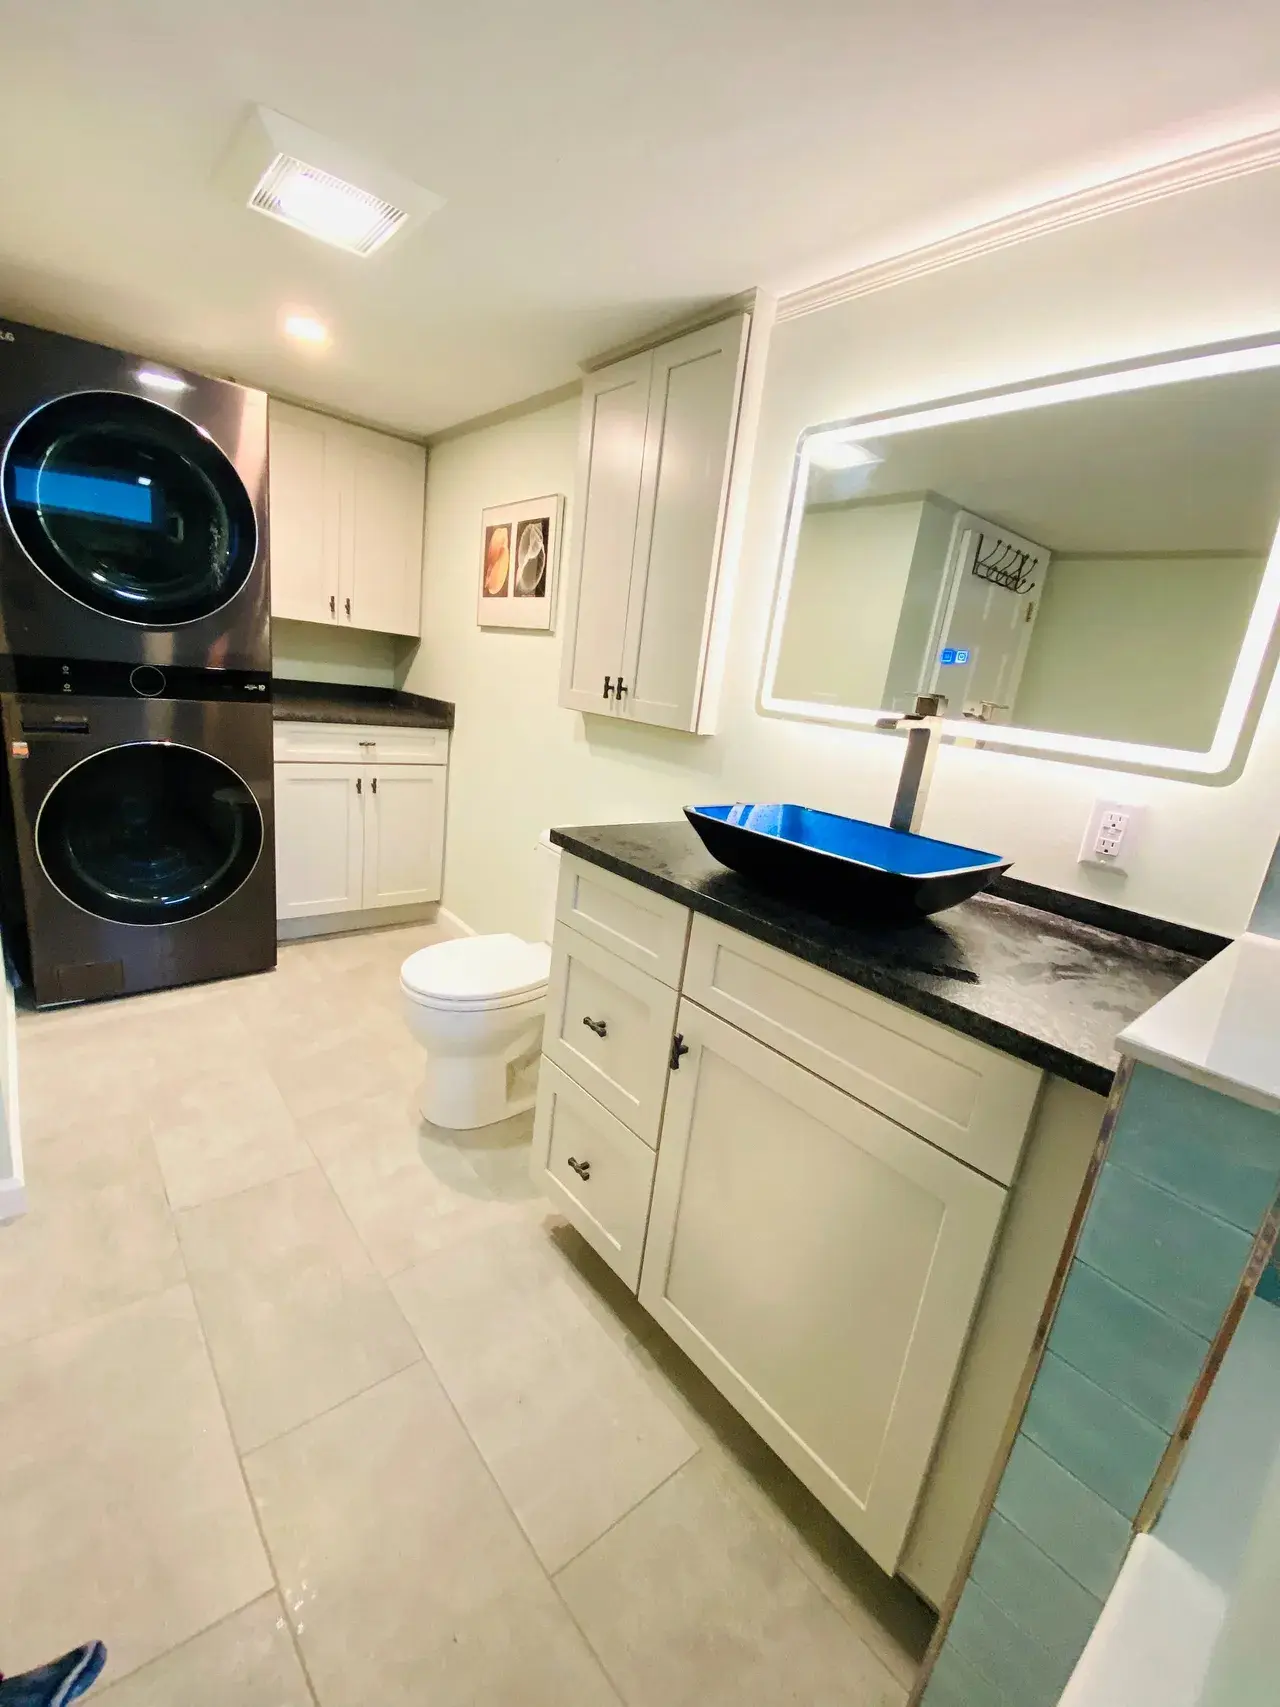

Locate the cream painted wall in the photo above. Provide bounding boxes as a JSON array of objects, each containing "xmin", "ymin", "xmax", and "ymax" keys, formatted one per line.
[
  {"xmin": 1014, "ymin": 555, "xmax": 1267, "ymax": 749},
  {"xmin": 271, "ymin": 618, "xmax": 404, "ymax": 687},
  {"xmin": 773, "ymin": 501, "xmax": 925, "ymax": 706},
  {"xmin": 405, "ymin": 163, "xmax": 1280, "ymax": 940}
]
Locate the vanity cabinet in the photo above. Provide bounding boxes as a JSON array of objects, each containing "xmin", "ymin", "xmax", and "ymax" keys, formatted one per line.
[
  {"xmin": 268, "ymin": 401, "xmax": 425, "ymax": 638},
  {"xmin": 531, "ymin": 854, "xmax": 1053, "ymax": 1577},
  {"xmin": 273, "ymin": 723, "xmax": 446, "ymax": 923},
  {"xmin": 641, "ymin": 1000, "xmax": 1006, "ymax": 1569},
  {"xmin": 559, "ymin": 314, "xmax": 753, "ymax": 733}
]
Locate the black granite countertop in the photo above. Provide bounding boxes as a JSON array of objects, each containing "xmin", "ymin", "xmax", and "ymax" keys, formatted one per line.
[
  {"xmin": 272, "ymin": 680, "xmax": 454, "ymax": 729},
  {"xmin": 550, "ymin": 821, "xmax": 1223, "ymax": 1096}
]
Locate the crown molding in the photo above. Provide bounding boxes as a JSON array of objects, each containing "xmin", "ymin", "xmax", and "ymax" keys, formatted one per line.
[{"xmin": 777, "ymin": 127, "xmax": 1280, "ymax": 322}]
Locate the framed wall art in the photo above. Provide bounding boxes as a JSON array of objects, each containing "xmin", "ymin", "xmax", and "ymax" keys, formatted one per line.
[{"xmin": 477, "ymin": 493, "xmax": 565, "ymax": 630}]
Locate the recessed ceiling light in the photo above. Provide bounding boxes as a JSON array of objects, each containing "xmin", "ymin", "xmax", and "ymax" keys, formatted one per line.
[
  {"xmin": 807, "ymin": 438, "xmax": 883, "ymax": 471},
  {"xmin": 283, "ymin": 313, "xmax": 330, "ymax": 346},
  {"xmin": 219, "ymin": 107, "xmax": 445, "ymax": 259},
  {"xmin": 136, "ymin": 368, "xmax": 189, "ymax": 393}
]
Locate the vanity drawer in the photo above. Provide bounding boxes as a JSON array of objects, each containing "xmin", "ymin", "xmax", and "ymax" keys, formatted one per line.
[
  {"xmin": 544, "ymin": 925, "xmax": 678, "ymax": 1147},
  {"xmin": 273, "ymin": 721, "xmax": 448, "ymax": 766},
  {"xmin": 555, "ymin": 856, "xmax": 690, "ymax": 987},
  {"xmin": 684, "ymin": 917, "xmax": 1041, "ymax": 1184},
  {"xmin": 533, "ymin": 1061, "xmax": 658, "ymax": 1291}
]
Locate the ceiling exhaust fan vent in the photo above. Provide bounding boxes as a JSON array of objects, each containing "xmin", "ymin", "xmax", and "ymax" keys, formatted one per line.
[{"xmin": 249, "ymin": 154, "xmax": 410, "ymax": 256}]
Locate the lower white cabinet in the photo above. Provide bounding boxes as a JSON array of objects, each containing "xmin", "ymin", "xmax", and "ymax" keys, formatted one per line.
[
  {"xmin": 533, "ymin": 1061, "xmax": 658, "ymax": 1290},
  {"xmin": 274, "ymin": 739, "xmax": 446, "ymax": 922},
  {"xmin": 275, "ymin": 762, "xmax": 366, "ymax": 918},
  {"xmin": 543, "ymin": 926, "xmax": 679, "ymax": 1147},
  {"xmin": 362, "ymin": 765, "xmax": 445, "ymax": 908},
  {"xmin": 638, "ymin": 1000, "xmax": 1006, "ymax": 1572}
]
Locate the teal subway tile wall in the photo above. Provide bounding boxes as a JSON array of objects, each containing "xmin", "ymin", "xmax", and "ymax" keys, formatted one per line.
[{"xmin": 917, "ymin": 1063, "xmax": 1280, "ymax": 1707}]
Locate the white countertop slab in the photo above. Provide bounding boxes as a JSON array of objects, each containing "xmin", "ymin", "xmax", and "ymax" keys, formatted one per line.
[
  {"xmin": 1059, "ymin": 1533, "xmax": 1224, "ymax": 1707},
  {"xmin": 1118, "ymin": 932, "xmax": 1280, "ymax": 1115}
]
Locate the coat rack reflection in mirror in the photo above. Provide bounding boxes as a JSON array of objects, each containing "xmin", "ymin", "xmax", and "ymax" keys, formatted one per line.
[{"xmin": 970, "ymin": 531, "xmax": 1038, "ymax": 595}]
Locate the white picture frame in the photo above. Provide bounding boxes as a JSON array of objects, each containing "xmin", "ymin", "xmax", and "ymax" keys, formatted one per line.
[{"xmin": 477, "ymin": 493, "xmax": 565, "ymax": 630}]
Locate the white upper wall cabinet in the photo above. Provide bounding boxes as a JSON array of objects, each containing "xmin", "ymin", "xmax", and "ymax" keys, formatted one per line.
[
  {"xmin": 269, "ymin": 400, "xmax": 425, "ymax": 639},
  {"xmin": 559, "ymin": 312, "xmax": 756, "ymax": 733}
]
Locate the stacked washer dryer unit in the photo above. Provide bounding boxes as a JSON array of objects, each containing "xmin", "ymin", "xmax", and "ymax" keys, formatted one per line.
[{"xmin": 0, "ymin": 316, "xmax": 276, "ymax": 1006}]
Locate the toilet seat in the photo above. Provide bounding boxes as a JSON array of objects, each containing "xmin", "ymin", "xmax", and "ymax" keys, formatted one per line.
[{"xmin": 400, "ymin": 934, "xmax": 551, "ymax": 1013}]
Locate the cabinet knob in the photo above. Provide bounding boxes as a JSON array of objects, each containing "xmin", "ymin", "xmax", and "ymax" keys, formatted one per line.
[
  {"xmin": 582, "ymin": 1016, "xmax": 608, "ymax": 1039},
  {"xmin": 566, "ymin": 1156, "xmax": 591, "ymax": 1181},
  {"xmin": 371, "ymin": 775, "xmax": 378, "ymax": 794},
  {"xmin": 356, "ymin": 776, "xmax": 362, "ymax": 794},
  {"xmin": 602, "ymin": 676, "xmax": 614, "ymax": 700},
  {"xmin": 329, "ymin": 594, "xmax": 336, "ymax": 617},
  {"xmin": 345, "ymin": 597, "xmax": 352, "ymax": 619},
  {"xmin": 669, "ymin": 1033, "xmax": 689, "ymax": 1070}
]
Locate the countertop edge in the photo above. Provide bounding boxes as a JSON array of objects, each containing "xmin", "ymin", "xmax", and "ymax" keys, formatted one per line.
[
  {"xmin": 550, "ymin": 828, "xmax": 1116, "ymax": 1097},
  {"xmin": 271, "ymin": 682, "xmax": 455, "ymax": 730}
]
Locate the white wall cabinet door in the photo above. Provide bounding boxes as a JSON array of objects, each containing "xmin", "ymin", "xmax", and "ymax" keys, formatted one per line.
[
  {"xmin": 639, "ymin": 1000, "xmax": 1006, "ymax": 1573},
  {"xmin": 559, "ymin": 352, "xmax": 653, "ymax": 715},
  {"xmin": 268, "ymin": 403, "xmax": 425, "ymax": 639},
  {"xmin": 361, "ymin": 764, "xmax": 445, "ymax": 909},
  {"xmin": 274, "ymin": 762, "xmax": 365, "ymax": 919},
  {"xmin": 344, "ymin": 427, "xmax": 426, "ymax": 637},
  {"xmin": 268, "ymin": 402, "xmax": 341, "ymax": 625},
  {"xmin": 620, "ymin": 317, "xmax": 749, "ymax": 730}
]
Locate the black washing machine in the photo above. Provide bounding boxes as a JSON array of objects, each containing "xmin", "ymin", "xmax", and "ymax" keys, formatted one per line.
[
  {"xmin": 1, "ymin": 663, "xmax": 276, "ymax": 1007},
  {"xmin": 0, "ymin": 316, "xmax": 268, "ymax": 672}
]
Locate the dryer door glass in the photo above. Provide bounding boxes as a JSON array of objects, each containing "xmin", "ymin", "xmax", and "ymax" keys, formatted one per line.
[
  {"xmin": 2, "ymin": 391, "xmax": 257, "ymax": 625},
  {"xmin": 36, "ymin": 743, "xmax": 264, "ymax": 925}
]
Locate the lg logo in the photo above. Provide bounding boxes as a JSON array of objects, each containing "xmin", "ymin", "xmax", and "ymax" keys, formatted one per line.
[{"xmin": 0, "ymin": 330, "xmax": 13, "ymax": 343}]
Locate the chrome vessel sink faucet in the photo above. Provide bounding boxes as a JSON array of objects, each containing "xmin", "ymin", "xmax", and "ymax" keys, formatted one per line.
[{"xmin": 887, "ymin": 694, "xmax": 947, "ymax": 835}]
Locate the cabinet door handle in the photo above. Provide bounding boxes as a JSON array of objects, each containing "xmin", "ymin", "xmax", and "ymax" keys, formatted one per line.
[
  {"xmin": 602, "ymin": 676, "xmax": 614, "ymax": 700},
  {"xmin": 670, "ymin": 1033, "xmax": 689, "ymax": 1070},
  {"xmin": 371, "ymin": 775, "xmax": 377, "ymax": 794},
  {"xmin": 582, "ymin": 1016, "xmax": 608, "ymax": 1038},
  {"xmin": 615, "ymin": 677, "xmax": 627, "ymax": 699},
  {"xmin": 566, "ymin": 1156, "xmax": 591, "ymax": 1181},
  {"xmin": 345, "ymin": 596, "xmax": 352, "ymax": 619},
  {"xmin": 329, "ymin": 594, "xmax": 336, "ymax": 617},
  {"xmin": 356, "ymin": 776, "xmax": 362, "ymax": 794}
]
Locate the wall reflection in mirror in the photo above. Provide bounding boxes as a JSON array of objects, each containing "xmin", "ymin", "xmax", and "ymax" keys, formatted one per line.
[{"xmin": 767, "ymin": 347, "xmax": 1280, "ymax": 768}]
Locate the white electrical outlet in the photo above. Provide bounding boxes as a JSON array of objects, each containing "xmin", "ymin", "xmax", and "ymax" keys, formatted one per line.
[{"xmin": 1080, "ymin": 800, "xmax": 1145, "ymax": 871}]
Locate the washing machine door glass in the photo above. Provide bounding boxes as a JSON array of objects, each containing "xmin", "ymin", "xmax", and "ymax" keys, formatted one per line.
[
  {"xmin": 2, "ymin": 391, "xmax": 257, "ymax": 625},
  {"xmin": 36, "ymin": 743, "xmax": 264, "ymax": 926}
]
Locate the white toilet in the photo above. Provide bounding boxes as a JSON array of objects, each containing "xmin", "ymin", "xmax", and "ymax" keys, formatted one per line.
[{"xmin": 399, "ymin": 838, "xmax": 559, "ymax": 1129}]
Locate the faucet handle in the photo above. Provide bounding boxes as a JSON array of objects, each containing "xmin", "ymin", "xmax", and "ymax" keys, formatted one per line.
[{"xmin": 907, "ymin": 693, "xmax": 947, "ymax": 720}]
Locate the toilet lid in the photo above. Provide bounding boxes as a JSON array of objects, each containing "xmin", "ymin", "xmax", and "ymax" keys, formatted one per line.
[{"xmin": 400, "ymin": 934, "xmax": 551, "ymax": 1006}]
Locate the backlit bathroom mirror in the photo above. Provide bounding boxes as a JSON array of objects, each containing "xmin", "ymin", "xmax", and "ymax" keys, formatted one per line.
[{"xmin": 762, "ymin": 338, "xmax": 1280, "ymax": 777}]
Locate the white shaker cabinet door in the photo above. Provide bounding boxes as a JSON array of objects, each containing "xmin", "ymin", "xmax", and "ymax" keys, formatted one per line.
[
  {"xmin": 274, "ymin": 762, "xmax": 365, "ymax": 919},
  {"xmin": 559, "ymin": 351, "xmax": 653, "ymax": 715},
  {"xmin": 268, "ymin": 401, "xmax": 341, "ymax": 624},
  {"xmin": 639, "ymin": 1000, "xmax": 1006, "ymax": 1572},
  {"xmin": 344, "ymin": 427, "xmax": 426, "ymax": 638},
  {"xmin": 620, "ymin": 315, "xmax": 748, "ymax": 731},
  {"xmin": 362, "ymin": 764, "xmax": 444, "ymax": 909}
]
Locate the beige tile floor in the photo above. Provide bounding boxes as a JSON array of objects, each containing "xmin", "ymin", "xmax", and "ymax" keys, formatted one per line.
[{"xmin": 0, "ymin": 921, "xmax": 934, "ymax": 1705}]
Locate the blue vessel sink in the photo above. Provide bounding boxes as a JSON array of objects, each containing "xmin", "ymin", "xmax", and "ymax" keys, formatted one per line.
[{"xmin": 685, "ymin": 803, "xmax": 1009, "ymax": 925}]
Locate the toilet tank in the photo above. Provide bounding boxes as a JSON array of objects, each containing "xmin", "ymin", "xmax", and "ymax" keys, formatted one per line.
[{"xmin": 533, "ymin": 832, "xmax": 561, "ymax": 945}]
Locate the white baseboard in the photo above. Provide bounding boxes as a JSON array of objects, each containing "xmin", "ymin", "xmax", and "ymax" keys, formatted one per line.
[
  {"xmin": 277, "ymin": 902, "xmax": 441, "ymax": 943},
  {"xmin": 437, "ymin": 908, "xmax": 476, "ymax": 937}
]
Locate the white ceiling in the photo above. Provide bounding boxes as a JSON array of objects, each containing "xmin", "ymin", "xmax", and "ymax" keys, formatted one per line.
[
  {"xmin": 806, "ymin": 365, "xmax": 1280, "ymax": 553},
  {"xmin": 0, "ymin": 0, "xmax": 1278, "ymax": 437}
]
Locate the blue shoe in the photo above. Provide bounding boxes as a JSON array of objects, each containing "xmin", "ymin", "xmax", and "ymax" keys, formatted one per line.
[{"xmin": 0, "ymin": 1644, "xmax": 107, "ymax": 1707}]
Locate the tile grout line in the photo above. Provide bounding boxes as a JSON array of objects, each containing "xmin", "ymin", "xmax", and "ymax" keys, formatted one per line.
[
  {"xmin": 379, "ymin": 1279, "xmax": 640, "ymax": 1706},
  {"xmin": 547, "ymin": 1454, "xmax": 696, "ymax": 1578},
  {"xmin": 91, "ymin": 1592, "xmax": 290, "ymax": 1699},
  {"xmin": 171, "ymin": 1218, "xmax": 325, "ymax": 1707}
]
